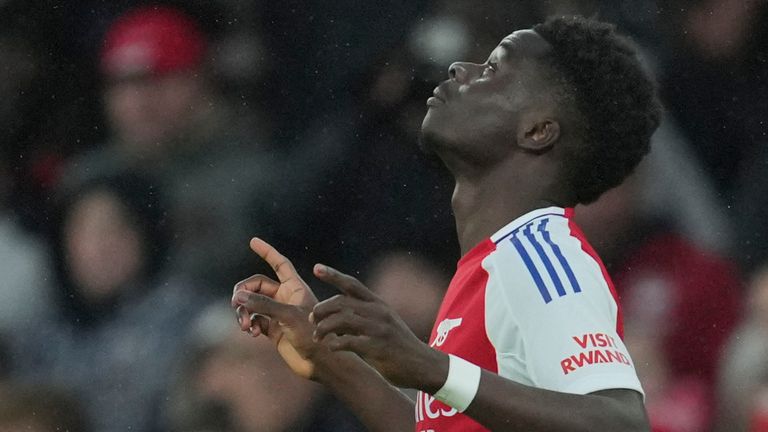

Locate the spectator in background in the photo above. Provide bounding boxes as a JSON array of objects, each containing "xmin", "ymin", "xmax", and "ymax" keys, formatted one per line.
[
  {"xmin": 0, "ymin": 3, "xmax": 106, "ymax": 232},
  {"xmin": 0, "ymin": 386, "xmax": 88, "ymax": 432},
  {"xmin": 576, "ymin": 164, "xmax": 741, "ymax": 432},
  {"xmin": 65, "ymin": 5, "xmax": 273, "ymax": 287},
  {"xmin": 651, "ymin": 0, "xmax": 768, "ymax": 272},
  {"xmin": 363, "ymin": 251, "xmax": 446, "ymax": 401},
  {"xmin": 0, "ymin": 154, "xmax": 53, "ymax": 339},
  {"xmin": 0, "ymin": 33, "xmax": 55, "ymax": 342},
  {"xmin": 365, "ymin": 251, "xmax": 447, "ymax": 342},
  {"xmin": 165, "ymin": 303, "xmax": 363, "ymax": 432},
  {"xmin": 65, "ymin": 4, "xmax": 348, "ymax": 289},
  {"xmin": 716, "ymin": 266, "xmax": 768, "ymax": 432},
  {"xmin": 655, "ymin": 0, "xmax": 768, "ymax": 193},
  {"xmin": 13, "ymin": 172, "xmax": 210, "ymax": 432}
]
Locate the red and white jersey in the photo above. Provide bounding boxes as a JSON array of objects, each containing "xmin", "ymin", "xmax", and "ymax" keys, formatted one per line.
[{"xmin": 415, "ymin": 206, "xmax": 643, "ymax": 432}]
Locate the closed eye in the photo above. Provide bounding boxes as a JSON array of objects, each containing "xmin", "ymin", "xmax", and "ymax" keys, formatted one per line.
[{"xmin": 482, "ymin": 61, "xmax": 498, "ymax": 78}]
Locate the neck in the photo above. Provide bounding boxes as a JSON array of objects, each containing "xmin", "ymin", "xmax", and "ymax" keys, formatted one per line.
[{"xmin": 445, "ymin": 154, "xmax": 564, "ymax": 255}]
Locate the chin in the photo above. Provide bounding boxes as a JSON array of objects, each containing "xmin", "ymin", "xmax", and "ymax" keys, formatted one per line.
[
  {"xmin": 420, "ymin": 124, "xmax": 451, "ymax": 154},
  {"xmin": 419, "ymin": 109, "xmax": 448, "ymax": 154},
  {"xmin": 421, "ymin": 107, "xmax": 440, "ymax": 133}
]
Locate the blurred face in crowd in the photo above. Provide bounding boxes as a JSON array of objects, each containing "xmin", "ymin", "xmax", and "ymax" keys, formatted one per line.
[
  {"xmin": 194, "ymin": 331, "xmax": 318, "ymax": 432},
  {"xmin": 662, "ymin": 0, "xmax": 761, "ymax": 61},
  {"xmin": 366, "ymin": 252, "xmax": 446, "ymax": 341},
  {"xmin": 420, "ymin": 29, "xmax": 555, "ymax": 162},
  {"xmin": 574, "ymin": 172, "xmax": 641, "ymax": 258},
  {"xmin": 64, "ymin": 189, "xmax": 145, "ymax": 303},
  {"xmin": 104, "ymin": 71, "xmax": 206, "ymax": 155}
]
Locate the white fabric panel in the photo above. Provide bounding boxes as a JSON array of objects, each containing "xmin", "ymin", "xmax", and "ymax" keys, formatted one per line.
[{"xmin": 483, "ymin": 214, "xmax": 644, "ymax": 396}]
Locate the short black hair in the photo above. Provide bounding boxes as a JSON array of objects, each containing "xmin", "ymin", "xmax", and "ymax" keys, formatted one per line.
[{"xmin": 533, "ymin": 16, "xmax": 661, "ymax": 205}]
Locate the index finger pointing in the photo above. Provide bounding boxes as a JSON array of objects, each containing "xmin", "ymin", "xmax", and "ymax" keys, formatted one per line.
[
  {"xmin": 314, "ymin": 264, "xmax": 377, "ymax": 302},
  {"xmin": 249, "ymin": 238, "xmax": 299, "ymax": 283}
]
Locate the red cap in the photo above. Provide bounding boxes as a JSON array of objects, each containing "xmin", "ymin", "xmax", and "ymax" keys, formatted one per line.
[{"xmin": 100, "ymin": 6, "xmax": 207, "ymax": 78}]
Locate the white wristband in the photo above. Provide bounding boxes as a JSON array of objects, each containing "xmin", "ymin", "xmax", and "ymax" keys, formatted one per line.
[{"xmin": 433, "ymin": 354, "xmax": 482, "ymax": 412}]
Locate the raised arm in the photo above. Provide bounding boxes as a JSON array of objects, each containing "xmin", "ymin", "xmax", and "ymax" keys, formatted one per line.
[
  {"xmin": 231, "ymin": 238, "xmax": 414, "ymax": 432},
  {"xmin": 309, "ymin": 264, "xmax": 650, "ymax": 432}
]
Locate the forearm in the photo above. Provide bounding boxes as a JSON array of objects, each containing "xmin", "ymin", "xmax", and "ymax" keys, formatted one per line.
[
  {"xmin": 305, "ymin": 264, "xmax": 646, "ymax": 431},
  {"xmin": 315, "ymin": 351, "xmax": 415, "ymax": 432},
  {"xmin": 468, "ymin": 373, "xmax": 647, "ymax": 431},
  {"xmin": 421, "ymin": 354, "xmax": 648, "ymax": 431}
]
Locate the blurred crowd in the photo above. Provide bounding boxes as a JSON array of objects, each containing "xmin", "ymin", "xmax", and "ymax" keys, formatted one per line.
[{"xmin": 0, "ymin": 0, "xmax": 766, "ymax": 431}]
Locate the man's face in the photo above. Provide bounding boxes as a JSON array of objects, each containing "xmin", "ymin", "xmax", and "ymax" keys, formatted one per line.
[
  {"xmin": 65, "ymin": 189, "xmax": 144, "ymax": 303},
  {"xmin": 196, "ymin": 333, "xmax": 318, "ymax": 432},
  {"xmin": 420, "ymin": 29, "xmax": 553, "ymax": 159},
  {"xmin": 104, "ymin": 71, "xmax": 204, "ymax": 154}
]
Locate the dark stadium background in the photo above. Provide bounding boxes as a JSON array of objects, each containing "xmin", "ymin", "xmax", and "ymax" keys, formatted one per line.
[{"xmin": 0, "ymin": 0, "xmax": 766, "ymax": 431}]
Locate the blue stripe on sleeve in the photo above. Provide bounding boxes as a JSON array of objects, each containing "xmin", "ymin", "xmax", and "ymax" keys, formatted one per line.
[
  {"xmin": 523, "ymin": 222, "xmax": 566, "ymax": 297},
  {"xmin": 510, "ymin": 233, "xmax": 552, "ymax": 303},
  {"xmin": 493, "ymin": 213, "xmax": 566, "ymax": 244},
  {"xmin": 538, "ymin": 219, "xmax": 582, "ymax": 293}
]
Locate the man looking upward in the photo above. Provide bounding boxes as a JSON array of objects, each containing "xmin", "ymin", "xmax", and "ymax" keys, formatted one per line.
[{"xmin": 232, "ymin": 16, "xmax": 660, "ymax": 431}]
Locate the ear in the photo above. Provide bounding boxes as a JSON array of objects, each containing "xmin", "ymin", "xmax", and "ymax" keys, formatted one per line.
[{"xmin": 517, "ymin": 119, "xmax": 560, "ymax": 153}]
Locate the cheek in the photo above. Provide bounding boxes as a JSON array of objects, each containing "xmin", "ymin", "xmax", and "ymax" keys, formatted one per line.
[
  {"xmin": 66, "ymin": 223, "xmax": 108, "ymax": 281},
  {"xmin": 154, "ymin": 78, "xmax": 200, "ymax": 121},
  {"xmin": 464, "ymin": 86, "xmax": 520, "ymax": 129},
  {"xmin": 106, "ymin": 80, "xmax": 196, "ymax": 145},
  {"xmin": 66, "ymin": 221, "xmax": 144, "ymax": 296},
  {"xmin": 110, "ymin": 229, "xmax": 144, "ymax": 278},
  {"xmin": 460, "ymin": 88, "xmax": 519, "ymax": 137},
  {"xmin": 421, "ymin": 82, "xmax": 521, "ymax": 152},
  {"xmin": 105, "ymin": 85, "xmax": 149, "ymax": 126}
]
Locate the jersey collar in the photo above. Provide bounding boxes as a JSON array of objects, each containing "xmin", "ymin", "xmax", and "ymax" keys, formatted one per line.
[{"xmin": 489, "ymin": 206, "xmax": 567, "ymax": 244}]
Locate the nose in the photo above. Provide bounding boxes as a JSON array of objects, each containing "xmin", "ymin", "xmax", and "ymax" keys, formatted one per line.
[
  {"xmin": 448, "ymin": 61, "xmax": 483, "ymax": 84},
  {"xmin": 449, "ymin": 62, "xmax": 470, "ymax": 83}
]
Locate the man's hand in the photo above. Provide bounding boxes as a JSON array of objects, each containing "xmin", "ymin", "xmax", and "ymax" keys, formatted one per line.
[
  {"xmin": 311, "ymin": 264, "xmax": 444, "ymax": 389},
  {"xmin": 231, "ymin": 238, "xmax": 321, "ymax": 379},
  {"xmin": 231, "ymin": 240, "xmax": 419, "ymax": 432}
]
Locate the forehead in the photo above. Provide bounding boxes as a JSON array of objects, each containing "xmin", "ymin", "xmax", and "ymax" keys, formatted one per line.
[{"xmin": 494, "ymin": 29, "xmax": 552, "ymax": 59}]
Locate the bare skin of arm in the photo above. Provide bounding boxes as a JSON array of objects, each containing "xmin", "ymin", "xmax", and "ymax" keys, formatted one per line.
[
  {"xmin": 232, "ymin": 238, "xmax": 649, "ymax": 432},
  {"xmin": 232, "ymin": 238, "xmax": 414, "ymax": 432}
]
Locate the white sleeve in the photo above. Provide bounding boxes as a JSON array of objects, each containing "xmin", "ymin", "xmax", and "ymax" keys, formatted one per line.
[{"xmin": 483, "ymin": 231, "xmax": 644, "ymax": 396}]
